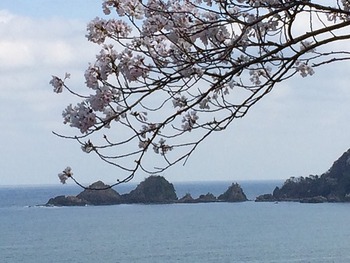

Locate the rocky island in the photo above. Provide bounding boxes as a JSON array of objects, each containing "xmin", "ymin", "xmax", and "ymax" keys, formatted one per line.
[
  {"xmin": 47, "ymin": 180, "xmax": 122, "ymax": 206},
  {"xmin": 256, "ymin": 148, "xmax": 350, "ymax": 203},
  {"xmin": 121, "ymin": 175, "xmax": 178, "ymax": 204},
  {"xmin": 177, "ymin": 183, "xmax": 248, "ymax": 203},
  {"xmin": 46, "ymin": 176, "xmax": 247, "ymax": 206},
  {"xmin": 218, "ymin": 182, "xmax": 248, "ymax": 202}
]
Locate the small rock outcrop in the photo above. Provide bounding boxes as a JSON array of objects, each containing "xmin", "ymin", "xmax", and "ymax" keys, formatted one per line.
[
  {"xmin": 218, "ymin": 183, "xmax": 248, "ymax": 202},
  {"xmin": 47, "ymin": 195, "xmax": 88, "ymax": 206},
  {"xmin": 177, "ymin": 193, "xmax": 218, "ymax": 204},
  {"xmin": 77, "ymin": 181, "xmax": 122, "ymax": 205},
  {"xmin": 177, "ymin": 193, "xmax": 217, "ymax": 203},
  {"xmin": 255, "ymin": 194, "xmax": 276, "ymax": 202},
  {"xmin": 177, "ymin": 193, "xmax": 196, "ymax": 203},
  {"xmin": 122, "ymin": 176, "xmax": 178, "ymax": 204},
  {"xmin": 196, "ymin": 193, "xmax": 217, "ymax": 203},
  {"xmin": 177, "ymin": 183, "xmax": 248, "ymax": 203}
]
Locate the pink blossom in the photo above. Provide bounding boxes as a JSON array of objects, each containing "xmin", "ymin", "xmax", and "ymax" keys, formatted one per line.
[
  {"xmin": 295, "ymin": 61, "xmax": 315, "ymax": 78},
  {"xmin": 62, "ymin": 102, "xmax": 96, "ymax": 133},
  {"xmin": 182, "ymin": 111, "xmax": 199, "ymax": 132},
  {"xmin": 49, "ymin": 76, "xmax": 64, "ymax": 93},
  {"xmin": 58, "ymin": 167, "xmax": 73, "ymax": 184}
]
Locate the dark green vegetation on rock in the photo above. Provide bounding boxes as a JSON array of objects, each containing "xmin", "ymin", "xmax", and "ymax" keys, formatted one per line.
[
  {"xmin": 47, "ymin": 195, "xmax": 88, "ymax": 206},
  {"xmin": 46, "ymin": 176, "xmax": 248, "ymax": 206},
  {"xmin": 121, "ymin": 176, "xmax": 177, "ymax": 204},
  {"xmin": 256, "ymin": 148, "xmax": 350, "ymax": 203},
  {"xmin": 77, "ymin": 181, "xmax": 122, "ymax": 205},
  {"xmin": 47, "ymin": 181, "xmax": 121, "ymax": 206}
]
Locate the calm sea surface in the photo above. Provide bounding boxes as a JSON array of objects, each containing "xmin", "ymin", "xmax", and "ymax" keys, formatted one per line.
[{"xmin": 1, "ymin": 181, "xmax": 350, "ymax": 263}]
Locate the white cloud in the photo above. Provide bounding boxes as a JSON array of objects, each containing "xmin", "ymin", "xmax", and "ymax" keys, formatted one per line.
[
  {"xmin": 0, "ymin": 9, "xmax": 104, "ymax": 185},
  {"xmin": 0, "ymin": 41, "xmax": 35, "ymax": 68},
  {"xmin": 0, "ymin": 10, "xmax": 98, "ymax": 70},
  {"xmin": 0, "ymin": 9, "xmax": 13, "ymax": 22},
  {"xmin": 0, "ymin": 9, "xmax": 99, "ymax": 114}
]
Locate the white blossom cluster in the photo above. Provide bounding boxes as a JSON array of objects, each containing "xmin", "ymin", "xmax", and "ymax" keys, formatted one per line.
[
  {"xmin": 182, "ymin": 111, "xmax": 199, "ymax": 132},
  {"xmin": 50, "ymin": 73, "xmax": 70, "ymax": 93},
  {"xmin": 249, "ymin": 67, "xmax": 272, "ymax": 86},
  {"xmin": 295, "ymin": 61, "xmax": 315, "ymax": 78},
  {"xmin": 86, "ymin": 17, "xmax": 131, "ymax": 44},
  {"xmin": 58, "ymin": 166, "xmax": 73, "ymax": 184},
  {"xmin": 62, "ymin": 102, "xmax": 97, "ymax": 133},
  {"xmin": 326, "ymin": 0, "xmax": 350, "ymax": 21},
  {"xmin": 89, "ymin": 85, "xmax": 119, "ymax": 111},
  {"xmin": 153, "ymin": 138, "xmax": 173, "ymax": 155}
]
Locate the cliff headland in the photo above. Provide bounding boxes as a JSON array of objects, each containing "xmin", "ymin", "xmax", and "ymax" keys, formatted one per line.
[{"xmin": 256, "ymin": 148, "xmax": 350, "ymax": 203}]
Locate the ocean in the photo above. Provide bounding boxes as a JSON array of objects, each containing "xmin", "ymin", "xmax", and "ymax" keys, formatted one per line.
[{"xmin": 1, "ymin": 180, "xmax": 350, "ymax": 263}]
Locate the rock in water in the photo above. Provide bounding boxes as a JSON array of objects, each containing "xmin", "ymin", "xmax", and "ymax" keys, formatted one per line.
[
  {"xmin": 46, "ymin": 195, "xmax": 87, "ymax": 206},
  {"xmin": 177, "ymin": 193, "xmax": 196, "ymax": 203},
  {"xmin": 196, "ymin": 193, "xmax": 217, "ymax": 203},
  {"xmin": 77, "ymin": 181, "xmax": 122, "ymax": 205},
  {"xmin": 122, "ymin": 176, "xmax": 177, "ymax": 203},
  {"xmin": 218, "ymin": 183, "xmax": 248, "ymax": 202},
  {"xmin": 46, "ymin": 181, "xmax": 121, "ymax": 206}
]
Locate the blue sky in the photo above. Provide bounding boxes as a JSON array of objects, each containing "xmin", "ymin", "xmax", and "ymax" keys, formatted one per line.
[
  {"xmin": 1, "ymin": 1, "xmax": 350, "ymax": 186},
  {"xmin": 0, "ymin": 0, "xmax": 103, "ymax": 19}
]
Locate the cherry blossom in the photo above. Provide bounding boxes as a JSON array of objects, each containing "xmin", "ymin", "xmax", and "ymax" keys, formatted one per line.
[
  {"xmin": 295, "ymin": 61, "xmax": 315, "ymax": 78},
  {"xmin": 62, "ymin": 102, "xmax": 96, "ymax": 133},
  {"xmin": 182, "ymin": 111, "xmax": 199, "ymax": 132},
  {"xmin": 58, "ymin": 166, "xmax": 73, "ymax": 184},
  {"xmin": 51, "ymin": 0, "xmax": 350, "ymax": 187},
  {"xmin": 50, "ymin": 73, "xmax": 70, "ymax": 93}
]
